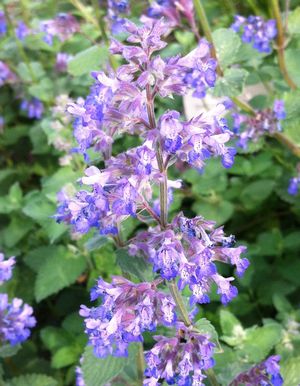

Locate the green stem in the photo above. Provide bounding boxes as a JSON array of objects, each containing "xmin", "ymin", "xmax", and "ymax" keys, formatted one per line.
[
  {"xmin": 272, "ymin": 132, "xmax": 300, "ymax": 158},
  {"xmin": 231, "ymin": 97, "xmax": 255, "ymax": 115},
  {"xmin": 270, "ymin": 0, "xmax": 297, "ymax": 90},
  {"xmin": 246, "ymin": 0, "xmax": 262, "ymax": 15},
  {"xmin": 168, "ymin": 280, "xmax": 192, "ymax": 326},
  {"xmin": 193, "ymin": 0, "xmax": 222, "ymax": 76},
  {"xmin": 206, "ymin": 368, "xmax": 221, "ymax": 386},
  {"xmin": 137, "ymin": 342, "xmax": 145, "ymax": 381}
]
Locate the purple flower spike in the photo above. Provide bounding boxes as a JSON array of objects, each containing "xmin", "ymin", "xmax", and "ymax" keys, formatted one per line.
[
  {"xmin": 80, "ymin": 277, "xmax": 176, "ymax": 358},
  {"xmin": 144, "ymin": 323, "xmax": 215, "ymax": 385},
  {"xmin": 21, "ymin": 98, "xmax": 44, "ymax": 119},
  {"xmin": 130, "ymin": 214, "xmax": 248, "ymax": 306},
  {"xmin": 231, "ymin": 15, "xmax": 277, "ymax": 54},
  {"xmin": 0, "ymin": 11, "xmax": 6, "ymax": 36},
  {"xmin": 0, "ymin": 61, "xmax": 17, "ymax": 86},
  {"xmin": 15, "ymin": 21, "xmax": 30, "ymax": 41},
  {"xmin": 0, "ymin": 253, "xmax": 15, "ymax": 285},
  {"xmin": 231, "ymin": 355, "xmax": 283, "ymax": 386},
  {"xmin": 0, "ymin": 294, "xmax": 36, "ymax": 345}
]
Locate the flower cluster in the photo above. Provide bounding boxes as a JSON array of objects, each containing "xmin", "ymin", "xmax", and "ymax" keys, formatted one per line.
[
  {"xmin": 233, "ymin": 100, "xmax": 285, "ymax": 149},
  {"xmin": 288, "ymin": 176, "xmax": 300, "ymax": 196},
  {"xmin": 231, "ymin": 15, "xmax": 277, "ymax": 53},
  {"xmin": 0, "ymin": 61, "xmax": 17, "ymax": 87},
  {"xmin": 144, "ymin": 323, "xmax": 215, "ymax": 386},
  {"xmin": 0, "ymin": 253, "xmax": 15, "ymax": 285},
  {"xmin": 15, "ymin": 21, "xmax": 30, "ymax": 40},
  {"xmin": 20, "ymin": 97, "xmax": 44, "ymax": 119},
  {"xmin": 79, "ymin": 276, "xmax": 176, "ymax": 358},
  {"xmin": 130, "ymin": 214, "xmax": 248, "ymax": 305},
  {"xmin": 40, "ymin": 13, "xmax": 80, "ymax": 45},
  {"xmin": 146, "ymin": 0, "xmax": 197, "ymax": 34},
  {"xmin": 0, "ymin": 11, "xmax": 6, "ymax": 36},
  {"xmin": 230, "ymin": 355, "xmax": 283, "ymax": 386},
  {"xmin": 55, "ymin": 52, "xmax": 72, "ymax": 73},
  {"xmin": 0, "ymin": 253, "xmax": 36, "ymax": 346},
  {"xmin": 107, "ymin": 0, "xmax": 130, "ymax": 34}
]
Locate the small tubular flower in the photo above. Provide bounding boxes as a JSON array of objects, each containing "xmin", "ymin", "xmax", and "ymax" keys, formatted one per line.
[
  {"xmin": 0, "ymin": 253, "xmax": 15, "ymax": 285},
  {"xmin": 144, "ymin": 323, "xmax": 215, "ymax": 385},
  {"xmin": 79, "ymin": 276, "xmax": 176, "ymax": 358}
]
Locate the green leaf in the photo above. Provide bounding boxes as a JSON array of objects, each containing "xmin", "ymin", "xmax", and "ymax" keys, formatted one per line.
[
  {"xmin": 82, "ymin": 345, "xmax": 130, "ymax": 386},
  {"xmin": 240, "ymin": 179, "xmax": 275, "ymax": 209},
  {"xmin": 68, "ymin": 46, "xmax": 109, "ymax": 76},
  {"xmin": 116, "ymin": 249, "xmax": 153, "ymax": 282},
  {"xmin": 17, "ymin": 62, "xmax": 45, "ymax": 82},
  {"xmin": 2, "ymin": 215, "xmax": 34, "ymax": 248},
  {"xmin": 41, "ymin": 167, "xmax": 79, "ymax": 202},
  {"xmin": 0, "ymin": 183, "xmax": 23, "ymax": 214},
  {"xmin": 288, "ymin": 7, "xmax": 300, "ymax": 35},
  {"xmin": 0, "ymin": 344, "xmax": 20, "ymax": 358},
  {"xmin": 284, "ymin": 49, "xmax": 300, "ymax": 87},
  {"xmin": 241, "ymin": 324, "xmax": 283, "ymax": 362},
  {"xmin": 220, "ymin": 310, "xmax": 243, "ymax": 337},
  {"xmin": 51, "ymin": 346, "xmax": 81, "ymax": 369},
  {"xmin": 281, "ymin": 356, "xmax": 300, "ymax": 386},
  {"xmin": 34, "ymin": 246, "xmax": 87, "ymax": 302},
  {"xmin": 7, "ymin": 374, "xmax": 58, "ymax": 386},
  {"xmin": 272, "ymin": 293, "xmax": 293, "ymax": 314},
  {"xmin": 192, "ymin": 200, "xmax": 234, "ymax": 225},
  {"xmin": 212, "ymin": 28, "xmax": 241, "ymax": 69},
  {"xmin": 85, "ymin": 234, "xmax": 108, "ymax": 251},
  {"xmin": 284, "ymin": 231, "xmax": 300, "ymax": 250},
  {"xmin": 22, "ymin": 191, "xmax": 68, "ymax": 243},
  {"xmin": 40, "ymin": 326, "xmax": 74, "ymax": 352},
  {"xmin": 195, "ymin": 318, "xmax": 219, "ymax": 346},
  {"xmin": 28, "ymin": 79, "xmax": 54, "ymax": 102},
  {"xmin": 213, "ymin": 68, "xmax": 249, "ymax": 98}
]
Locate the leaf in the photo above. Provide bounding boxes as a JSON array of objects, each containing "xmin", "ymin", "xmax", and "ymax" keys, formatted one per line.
[
  {"xmin": 7, "ymin": 374, "xmax": 58, "ymax": 386},
  {"xmin": 68, "ymin": 46, "xmax": 109, "ymax": 76},
  {"xmin": 82, "ymin": 345, "xmax": 130, "ymax": 386},
  {"xmin": 192, "ymin": 200, "xmax": 234, "ymax": 225},
  {"xmin": 34, "ymin": 246, "xmax": 87, "ymax": 302},
  {"xmin": 240, "ymin": 179, "xmax": 275, "ymax": 210},
  {"xmin": 51, "ymin": 346, "xmax": 81, "ymax": 369},
  {"xmin": 2, "ymin": 215, "xmax": 34, "ymax": 248},
  {"xmin": 0, "ymin": 344, "xmax": 20, "ymax": 358},
  {"xmin": 116, "ymin": 249, "xmax": 153, "ymax": 282},
  {"xmin": 24, "ymin": 246, "xmax": 62, "ymax": 272},
  {"xmin": 22, "ymin": 191, "xmax": 67, "ymax": 243},
  {"xmin": 28, "ymin": 79, "xmax": 54, "ymax": 102},
  {"xmin": 212, "ymin": 28, "xmax": 241, "ymax": 69},
  {"xmin": 280, "ymin": 356, "xmax": 300, "ymax": 386},
  {"xmin": 284, "ymin": 231, "xmax": 300, "ymax": 250},
  {"xmin": 272, "ymin": 293, "xmax": 293, "ymax": 314},
  {"xmin": 220, "ymin": 310, "xmax": 243, "ymax": 337},
  {"xmin": 288, "ymin": 7, "xmax": 300, "ymax": 35},
  {"xmin": 284, "ymin": 49, "xmax": 300, "ymax": 87},
  {"xmin": 41, "ymin": 167, "xmax": 80, "ymax": 202},
  {"xmin": 241, "ymin": 324, "xmax": 283, "ymax": 362},
  {"xmin": 195, "ymin": 318, "xmax": 219, "ymax": 346},
  {"xmin": 85, "ymin": 234, "xmax": 109, "ymax": 252},
  {"xmin": 17, "ymin": 62, "xmax": 45, "ymax": 82},
  {"xmin": 40, "ymin": 326, "xmax": 74, "ymax": 352},
  {"xmin": 213, "ymin": 68, "xmax": 249, "ymax": 98}
]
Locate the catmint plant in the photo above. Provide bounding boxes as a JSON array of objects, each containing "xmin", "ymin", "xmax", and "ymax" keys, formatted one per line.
[{"xmin": 57, "ymin": 18, "xmax": 253, "ymax": 385}]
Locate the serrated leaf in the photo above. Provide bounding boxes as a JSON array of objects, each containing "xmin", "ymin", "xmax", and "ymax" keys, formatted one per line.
[
  {"xmin": 82, "ymin": 345, "xmax": 130, "ymax": 386},
  {"xmin": 284, "ymin": 49, "xmax": 300, "ymax": 87},
  {"xmin": 288, "ymin": 7, "xmax": 300, "ymax": 35},
  {"xmin": 0, "ymin": 344, "xmax": 20, "ymax": 358},
  {"xmin": 2, "ymin": 215, "xmax": 34, "ymax": 248},
  {"xmin": 51, "ymin": 346, "xmax": 81, "ymax": 369},
  {"xmin": 195, "ymin": 318, "xmax": 220, "ymax": 348},
  {"xmin": 240, "ymin": 179, "xmax": 275, "ymax": 209},
  {"xmin": 220, "ymin": 310, "xmax": 243, "ymax": 337},
  {"xmin": 192, "ymin": 200, "xmax": 234, "ymax": 225},
  {"xmin": 7, "ymin": 374, "xmax": 57, "ymax": 386},
  {"xmin": 34, "ymin": 246, "xmax": 86, "ymax": 302},
  {"xmin": 212, "ymin": 28, "xmax": 241, "ymax": 69},
  {"xmin": 281, "ymin": 356, "xmax": 300, "ymax": 386},
  {"xmin": 116, "ymin": 249, "xmax": 153, "ymax": 282},
  {"xmin": 241, "ymin": 324, "xmax": 283, "ymax": 362},
  {"xmin": 68, "ymin": 46, "xmax": 109, "ymax": 76},
  {"xmin": 85, "ymin": 234, "xmax": 108, "ymax": 251},
  {"xmin": 213, "ymin": 68, "xmax": 249, "ymax": 98}
]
